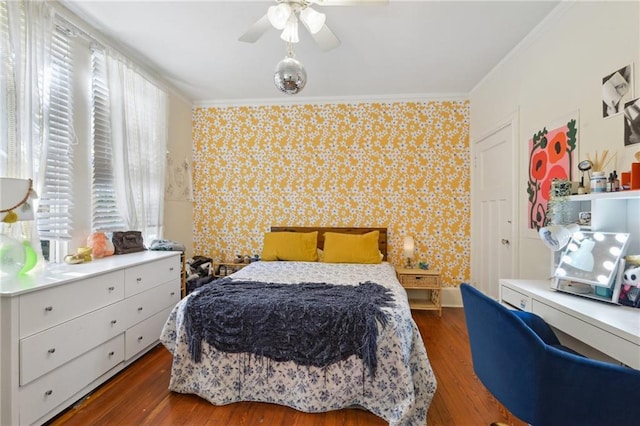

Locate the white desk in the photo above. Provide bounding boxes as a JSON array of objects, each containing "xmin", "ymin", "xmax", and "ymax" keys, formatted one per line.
[{"xmin": 499, "ymin": 279, "xmax": 640, "ymax": 370}]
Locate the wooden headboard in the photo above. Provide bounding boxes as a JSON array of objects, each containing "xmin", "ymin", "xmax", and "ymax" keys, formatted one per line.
[{"xmin": 270, "ymin": 226, "xmax": 388, "ymax": 261}]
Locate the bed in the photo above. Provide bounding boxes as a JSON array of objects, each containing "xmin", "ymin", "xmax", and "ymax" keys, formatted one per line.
[{"xmin": 160, "ymin": 227, "xmax": 436, "ymax": 425}]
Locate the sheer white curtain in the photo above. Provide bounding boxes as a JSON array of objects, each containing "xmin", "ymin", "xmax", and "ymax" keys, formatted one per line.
[
  {"xmin": 106, "ymin": 53, "xmax": 168, "ymax": 243},
  {"xmin": 0, "ymin": 0, "xmax": 53, "ymax": 254}
]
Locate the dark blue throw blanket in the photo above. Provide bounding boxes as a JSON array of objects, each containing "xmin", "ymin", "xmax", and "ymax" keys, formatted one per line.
[{"xmin": 184, "ymin": 280, "xmax": 395, "ymax": 377}]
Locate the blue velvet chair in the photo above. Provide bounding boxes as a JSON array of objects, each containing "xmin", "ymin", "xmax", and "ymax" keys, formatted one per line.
[{"xmin": 460, "ymin": 283, "xmax": 640, "ymax": 426}]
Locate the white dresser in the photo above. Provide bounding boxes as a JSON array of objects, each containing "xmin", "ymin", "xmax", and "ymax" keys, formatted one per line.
[{"xmin": 0, "ymin": 251, "xmax": 181, "ymax": 425}]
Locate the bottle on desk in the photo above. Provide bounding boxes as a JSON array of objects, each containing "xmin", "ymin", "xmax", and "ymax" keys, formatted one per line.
[{"xmin": 590, "ymin": 171, "xmax": 606, "ymax": 193}]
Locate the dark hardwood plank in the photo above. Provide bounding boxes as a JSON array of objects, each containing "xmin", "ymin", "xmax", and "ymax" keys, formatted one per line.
[{"xmin": 48, "ymin": 308, "xmax": 526, "ymax": 426}]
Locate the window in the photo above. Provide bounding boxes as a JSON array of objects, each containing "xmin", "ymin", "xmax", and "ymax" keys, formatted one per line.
[
  {"xmin": 36, "ymin": 24, "xmax": 75, "ymax": 244},
  {"xmin": 1, "ymin": 0, "xmax": 168, "ymax": 264},
  {"xmin": 90, "ymin": 46, "xmax": 125, "ymax": 232}
]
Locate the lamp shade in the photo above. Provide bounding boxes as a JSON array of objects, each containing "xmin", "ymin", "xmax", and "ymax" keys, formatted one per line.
[
  {"xmin": 403, "ymin": 236, "xmax": 415, "ymax": 258},
  {"xmin": 280, "ymin": 18, "xmax": 299, "ymax": 43},
  {"xmin": 299, "ymin": 7, "xmax": 326, "ymax": 34},
  {"xmin": 539, "ymin": 223, "xmax": 580, "ymax": 251},
  {"xmin": 267, "ymin": 3, "xmax": 292, "ymax": 29},
  {"xmin": 0, "ymin": 178, "xmax": 36, "ymax": 223}
]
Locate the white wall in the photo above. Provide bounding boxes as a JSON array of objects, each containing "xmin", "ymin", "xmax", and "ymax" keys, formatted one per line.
[
  {"xmin": 163, "ymin": 96, "xmax": 194, "ymax": 257},
  {"xmin": 470, "ymin": 1, "xmax": 640, "ymax": 280}
]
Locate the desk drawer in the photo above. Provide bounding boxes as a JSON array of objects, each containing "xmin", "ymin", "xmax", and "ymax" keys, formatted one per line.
[
  {"xmin": 19, "ymin": 270, "xmax": 124, "ymax": 338},
  {"xmin": 532, "ymin": 300, "xmax": 640, "ymax": 368},
  {"xmin": 501, "ymin": 285, "xmax": 530, "ymax": 311}
]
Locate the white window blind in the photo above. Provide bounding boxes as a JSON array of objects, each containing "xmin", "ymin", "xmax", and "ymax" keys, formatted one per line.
[
  {"xmin": 37, "ymin": 24, "xmax": 74, "ymax": 240},
  {"xmin": 90, "ymin": 47, "xmax": 125, "ymax": 232}
]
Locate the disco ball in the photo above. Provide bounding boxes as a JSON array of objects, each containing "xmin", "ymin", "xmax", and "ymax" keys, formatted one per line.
[{"xmin": 273, "ymin": 56, "xmax": 307, "ymax": 95}]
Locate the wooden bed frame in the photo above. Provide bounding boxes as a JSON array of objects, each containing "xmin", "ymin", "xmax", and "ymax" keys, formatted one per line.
[{"xmin": 270, "ymin": 226, "xmax": 388, "ymax": 261}]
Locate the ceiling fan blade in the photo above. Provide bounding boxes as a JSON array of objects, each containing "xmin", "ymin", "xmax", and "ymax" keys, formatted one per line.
[
  {"xmin": 311, "ymin": 24, "xmax": 341, "ymax": 51},
  {"xmin": 238, "ymin": 14, "xmax": 271, "ymax": 43}
]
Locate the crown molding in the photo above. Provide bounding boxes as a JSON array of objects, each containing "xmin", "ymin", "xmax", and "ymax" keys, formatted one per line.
[{"xmin": 195, "ymin": 92, "xmax": 469, "ymax": 108}]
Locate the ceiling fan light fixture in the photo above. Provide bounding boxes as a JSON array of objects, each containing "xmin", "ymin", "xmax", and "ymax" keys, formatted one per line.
[
  {"xmin": 274, "ymin": 55, "xmax": 307, "ymax": 95},
  {"xmin": 280, "ymin": 18, "xmax": 299, "ymax": 43},
  {"xmin": 267, "ymin": 3, "xmax": 292, "ymax": 29},
  {"xmin": 299, "ymin": 7, "xmax": 326, "ymax": 34}
]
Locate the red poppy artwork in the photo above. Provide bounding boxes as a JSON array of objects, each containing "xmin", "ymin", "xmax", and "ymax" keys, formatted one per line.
[{"xmin": 527, "ymin": 117, "xmax": 577, "ymax": 230}]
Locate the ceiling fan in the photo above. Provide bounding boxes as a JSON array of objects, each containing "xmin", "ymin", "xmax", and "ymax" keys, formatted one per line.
[{"xmin": 239, "ymin": 0, "xmax": 386, "ymax": 52}]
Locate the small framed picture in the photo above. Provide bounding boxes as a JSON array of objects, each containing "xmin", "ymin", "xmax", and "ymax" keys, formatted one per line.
[
  {"xmin": 623, "ymin": 97, "xmax": 640, "ymax": 145},
  {"xmin": 602, "ymin": 64, "xmax": 633, "ymax": 118}
]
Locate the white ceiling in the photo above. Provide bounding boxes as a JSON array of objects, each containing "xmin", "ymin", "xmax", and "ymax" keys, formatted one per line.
[{"xmin": 59, "ymin": 0, "xmax": 560, "ymax": 104}]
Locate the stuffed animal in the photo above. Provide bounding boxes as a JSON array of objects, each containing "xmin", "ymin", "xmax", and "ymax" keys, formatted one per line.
[{"xmin": 620, "ymin": 265, "xmax": 640, "ymax": 307}]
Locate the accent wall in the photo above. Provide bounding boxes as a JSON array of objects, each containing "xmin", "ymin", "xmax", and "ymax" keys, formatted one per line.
[{"xmin": 192, "ymin": 101, "xmax": 470, "ymax": 287}]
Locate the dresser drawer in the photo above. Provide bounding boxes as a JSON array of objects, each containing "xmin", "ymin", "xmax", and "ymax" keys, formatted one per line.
[
  {"xmin": 19, "ymin": 335, "xmax": 124, "ymax": 426},
  {"xmin": 123, "ymin": 280, "xmax": 180, "ymax": 329},
  {"xmin": 20, "ymin": 301, "xmax": 127, "ymax": 385},
  {"xmin": 125, "ymin": 306, "xmax": 173, "ymax": 360},
  {"xmin": 500, "ymin": 285, "xmax": 530, "ymax": 311},
  {"xmin": 19, "ymin": 270, "xmax": 125, "ymax": 338},
  {"xmin": 124, "ymin": 256, "xmax": 180, "ymax": 297},
  {"xmin": 399, "ymin": 274, "xmax": 439, "ymax": 288}
]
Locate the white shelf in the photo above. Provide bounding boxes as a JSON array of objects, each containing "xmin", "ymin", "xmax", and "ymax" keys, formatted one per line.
[{"xmin": 568, "ymin": 190, "xmax": 640, "ymax": 202}]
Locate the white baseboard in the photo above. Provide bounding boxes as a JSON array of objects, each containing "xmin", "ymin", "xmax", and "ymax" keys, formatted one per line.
[{"xmin": 442, "ymin": 286, "xmax": 463, "ymax": 308}]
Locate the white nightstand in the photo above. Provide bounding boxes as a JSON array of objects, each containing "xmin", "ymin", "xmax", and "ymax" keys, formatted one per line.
[{"xmin": 395, "ymin": 267, "xmax": 442, "ymax": 316}]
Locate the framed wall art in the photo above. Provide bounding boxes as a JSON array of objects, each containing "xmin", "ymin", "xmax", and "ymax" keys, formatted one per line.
[
  {"xmin": 527, "ymin": 113, "xmax": 578, "ymax": 230},
  {"xmin": 602, "ymin": 64, "xmax": 633, "ymax": 118}
]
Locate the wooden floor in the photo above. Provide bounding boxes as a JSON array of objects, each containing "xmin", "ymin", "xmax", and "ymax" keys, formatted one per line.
[{"xmin": 48, "ymin": 308, "xmax": 526, "ymax": 426}]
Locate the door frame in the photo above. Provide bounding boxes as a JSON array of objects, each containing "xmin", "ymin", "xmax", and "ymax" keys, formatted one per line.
[{"xmin": 470, "ymin": 112, "xmax": 520, "ymax": 293}]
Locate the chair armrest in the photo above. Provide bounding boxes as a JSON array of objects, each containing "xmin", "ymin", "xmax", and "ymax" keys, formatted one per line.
[{"xmin": 513, "ymin": 310, "xmax": 561, "ymax": 346}]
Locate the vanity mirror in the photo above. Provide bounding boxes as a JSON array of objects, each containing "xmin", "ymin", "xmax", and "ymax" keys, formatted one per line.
[{"xmin": 551, "ymin": 231, "xmax": 630, "ymax": 303}]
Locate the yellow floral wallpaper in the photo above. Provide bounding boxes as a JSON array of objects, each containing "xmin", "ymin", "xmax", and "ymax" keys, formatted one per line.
[{"xmin": 192, "ymin": 101, "xmax": 470, "ymax": 287}]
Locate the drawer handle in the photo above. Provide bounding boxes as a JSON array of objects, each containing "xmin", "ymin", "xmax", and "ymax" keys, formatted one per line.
[
  {"xmin": 138, "ymin": 307, "xmax": 143, "ymax": 312},
  {"xmin": 414, "ymin": 276, "xmax": 422, "ymax": 280},
  {"xmin": 44, "ymin": 306, "xmax": 53, "ymax": 312},
  {"xmin": 48, "ymin": 348, "xmax": 56, "ymax": 354},
  {"xmin": 137, "ymin": 336, "xmax": 144, "ymax": 341},
  {"xmin": 169, "ymin": 267, "xmax": 174, "ymax": 271},
  {"xmin": 136, "ymin": 277, "xmax": 142, "ymax": 282},
  {"xmin": 108, "ymin": 286, "xmax": 115, "ymax": 291},
  {"xmin": 44, "ymin": 390, "xmax": 53, "ymax": 396},
  {"xmin": 111, "ymin": 319, "xmax": 117, "ymax": 325},
  {"xmin": 170, "ymin": 291, "xmax": 175, "ymax": 296},
  {"xmin": 108, "ymin": 351, "xmax": 115, "ymax": 357}
]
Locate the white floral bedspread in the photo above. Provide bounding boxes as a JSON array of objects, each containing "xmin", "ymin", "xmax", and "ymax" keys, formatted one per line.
[{"xmin": 160, "ymin": 261, "xmax": 436, "ymax": 425}]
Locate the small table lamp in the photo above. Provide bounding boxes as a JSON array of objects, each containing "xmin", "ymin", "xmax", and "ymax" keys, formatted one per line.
[{"xmin": 403, "ymin": 236, "xmax": 415, "ymax": 268}]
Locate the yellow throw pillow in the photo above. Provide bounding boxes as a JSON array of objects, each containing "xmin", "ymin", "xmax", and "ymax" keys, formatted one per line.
[
  {"xmin": 261, "ymin": 231, "xmax": 319, "ymax": 261},
  {"xmin": 322, "ymin": 231, "xmax": 381, "ymax": 264}
]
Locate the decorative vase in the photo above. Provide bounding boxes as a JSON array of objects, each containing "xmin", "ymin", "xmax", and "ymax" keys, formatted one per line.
[{"xmin": 0, "ymin": 234, "xmax": 25, "ymax": 276}]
